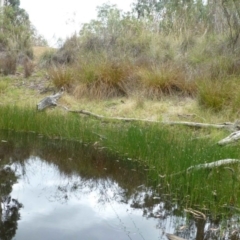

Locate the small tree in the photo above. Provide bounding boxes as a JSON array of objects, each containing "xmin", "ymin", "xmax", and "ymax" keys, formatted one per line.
[{"xmin": 0, "ymin": 0, "xmax": 33, "ymax": 75}]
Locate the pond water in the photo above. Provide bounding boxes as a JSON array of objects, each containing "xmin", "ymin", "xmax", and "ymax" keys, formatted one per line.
[
  {"xmin": 11, "ymin": 157, "xmax": 163, "ymax": 240},
  {"xmin": 0, "ymin": 130, "xmax": 239, "ymax": 240}
]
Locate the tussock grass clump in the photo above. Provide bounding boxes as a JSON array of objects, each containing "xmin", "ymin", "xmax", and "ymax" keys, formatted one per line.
[
  {"xmin": 207, "ymin": 57, "xmax": 240, "ymax": 80},
  {"xmin": 197, "ymin": 78, "xmax": 240, "ymax": 112},
  {"xmin": 137, "ymin": 65, "xmax": 197, "ymax": 98},
  {"xmin": 197, "ymin": 80, "xmax": 230, "ymax": 111},
  {"xmin": 73, "ymin": 58, "xmax": 134, "ymax": 99},
  {"xmin": 48, "ymin": 66, "xmax": 74, "ymax": 89}
]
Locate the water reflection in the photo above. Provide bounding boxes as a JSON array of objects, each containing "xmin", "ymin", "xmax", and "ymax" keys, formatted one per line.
[
  {"xmin": 0, "ymin": 130, "xmax": 239, "ymax": 240},
  {"xmin": 0, "ymin": 166, "xmax": 22, "ymax": 240},
  {"xmin": 11, "ymin": 157, "xmax": 163, "ymax": 240}
]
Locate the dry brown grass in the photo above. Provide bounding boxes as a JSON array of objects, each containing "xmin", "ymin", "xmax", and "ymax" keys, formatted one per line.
[
  {"xmin": 61, "ymin": 91, "xmax": 201, "ymax": 122},
  {"xmin": 0, "ymin": 53, "xmax": 17, "ymax": 75},
  {"xmin": 0, "ymin": 68, "xmax": 235, "ymax": 125},
  {"xmin": 137, "ymin": 64, "xmax": 197, "ymax": 98},
  {"xmin": 72, "ymin": 59, "xmax": 134, "ymax": 99},
  {"xmin": 48, "ymin": 66, "xmax": 74, "ymax": 89}
]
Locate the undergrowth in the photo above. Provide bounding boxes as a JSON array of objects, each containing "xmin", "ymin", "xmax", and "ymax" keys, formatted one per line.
[{"xmin": 38, "ymin": 3, "xmax": 240, "ymax": 112}]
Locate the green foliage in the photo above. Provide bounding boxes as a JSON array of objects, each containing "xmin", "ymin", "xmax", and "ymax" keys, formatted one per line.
[
  {"xmin": 102, "ymin": 122, "xmax": 240, "ymax": 214},
  {"xmin": 0, "ymin": 80, "xmax": 9, "ymax": 93},
  {"xmin": 0, "ymin": 4, "xmax": 33, "ymax": 57},
  {"xmin": 197, "ymin": 78, "xmax": 240, "ymax": 112},
  {"xmin": 4, "ymin": 0, "xmax": 20, "ymax": 8},
  {"xmin": 0, "ymin": 105, "xmax": 99, "ymax": 143},
  {"xmin": 53, "ymin": 35, "xmax": 79, "ymax": 64},
  {"xmin": 40, "ymin": 2, "xmax": 240, "ymax": 111},
  {"xmin": 38, "ymin": 49, "xmax": 56, "ymax": 68}
]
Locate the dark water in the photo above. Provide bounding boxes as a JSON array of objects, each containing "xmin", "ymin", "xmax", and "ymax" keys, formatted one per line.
[{"xmin": 0, "ymin": 130, "xmax": 239, "ymax": 240}]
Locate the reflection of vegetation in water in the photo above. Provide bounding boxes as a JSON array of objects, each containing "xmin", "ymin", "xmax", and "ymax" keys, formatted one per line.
[
  {"xmin": 0, "ymin": 140, "xmax": 23, "ymax": 240},
  {"xmin": 0, "ymin": 126, "xmax": 240, "ymax": 238}
]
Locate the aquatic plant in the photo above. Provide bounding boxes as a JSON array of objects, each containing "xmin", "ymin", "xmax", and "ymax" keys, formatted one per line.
[{"xmin": 1, "ymin": 105, "xmax": 240, "ymax": 217}]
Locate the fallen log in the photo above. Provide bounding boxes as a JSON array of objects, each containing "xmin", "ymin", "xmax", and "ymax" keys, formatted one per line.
[
  {"xmin": 37, "ymin": 87, "xmax": 64, "ymax": 110},
  {"xmin": 164, "ymin": 120, "xmax": 240, "ymax": 131},
  {"xmin": 41, "ymin": 107, "xmax": 240, "ymax": 145},
  {"xmin": 186, "ymin": 159, "xmax": 240, "ymax": 173},
  {"xmin": 218, "ymin": 130, "xmax": 240, "ymax": 146},
  {"xmin": 170, "ymin": 159, "xmax": 240, "ymax": 177},
  {"xmin": 69, "ymin": 110, "xmax": 240, "ymax": 131},
  {"xmin": 69, "ymin": 110, "xmax": 157, "ymax": 122}
]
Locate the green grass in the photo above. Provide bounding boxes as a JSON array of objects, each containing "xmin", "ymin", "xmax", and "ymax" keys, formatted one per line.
[
  {"xmin": 1, "ymin": 105, "xmax": 240, "ymax": 217},
  {"xmin": 197, "ymin": 77, "xmax": 240, "ymax": 112},
  {"xmin": 101, "ymin": 123, "xmax": 240, "ymax": 215},
  {"xmin": 0, "ymin": 80, "xmax": 9, "ymax": 94},
  {"xmin": 100, "ymin": 122, "xmax": 240, "ymax": 209},
  {"xmin": 0, "ymin": 105, "xmax": 99, "ymax": 143}
]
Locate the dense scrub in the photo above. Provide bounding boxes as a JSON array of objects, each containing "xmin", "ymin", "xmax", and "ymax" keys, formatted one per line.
[{"xmin": 38, "ymin": 2, "xmax": 240, "ymax": 113}]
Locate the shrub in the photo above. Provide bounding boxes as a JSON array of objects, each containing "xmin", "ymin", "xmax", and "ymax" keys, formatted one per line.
[
  {"xmin": 38, "ymin": 49, "xmax": 56, "ymax": 68},
  {"xmin": 53, "ymin": 35, "xmax": 79, "ymax": 64},
  {"xmin": 0, "ymin": 52, "xmax": 17, "ymax": 75}
]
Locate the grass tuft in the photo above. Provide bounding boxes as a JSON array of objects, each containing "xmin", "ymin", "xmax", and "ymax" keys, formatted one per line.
[
  {"xmin": 72, "ymin": 58, "xmax": 133, "ymax": 99},
  {"xmin": 48, "ymin": 66, "xmax": 74, "ymax": 90},
  {"xmin": 197, "ymin": 78, "xmax": 240, "ymax": 112},
  {"xmin": 137, "ymin": 65, "xmax": 197, "ymax": 98},
  {"xmin": 0, "ymin": 80, "xmax": 9, "ymax": 94}
]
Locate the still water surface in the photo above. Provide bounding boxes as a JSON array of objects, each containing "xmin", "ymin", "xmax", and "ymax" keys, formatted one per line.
[
  {"xmin": 0, "ymin": 130, "xmax": 180, "ymax": 240},
  {"xmin": 0, "ymin": 130, "xmax": 239, "ymax": 240},
  {"xmin": 11, "ymin": 157, "xmax": 167, "ymax": 240}
]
